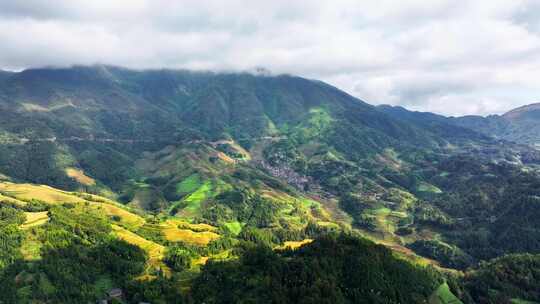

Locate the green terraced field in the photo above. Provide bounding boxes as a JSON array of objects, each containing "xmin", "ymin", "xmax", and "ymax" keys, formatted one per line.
[
  {"xmin": 177, "ymin": 181, "xmax": 213, "ymax": 218},
  {"xmin": 176, "ymin": 174, "xmax": 202, "ymax": 194}
]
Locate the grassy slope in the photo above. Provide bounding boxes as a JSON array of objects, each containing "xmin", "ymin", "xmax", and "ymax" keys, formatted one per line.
[
  {"xmin": 176, "ymin": 174, "xmax": 202, "ymax": 194},
  {"xmin": 223, "ymin": 221, "xmax": 242, "ymax": 235},
  {"xmin": 177, "ymin": 181, "xmax": 213, "ymax": 218},
  {"xmin": 429, "ymin": 283, "xmax": 463, "ymax": 304}
]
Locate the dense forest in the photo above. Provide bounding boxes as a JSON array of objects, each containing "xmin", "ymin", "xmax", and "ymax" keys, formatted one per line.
[{"xmin": 191, "ymin": 234, "xmax": 442, "ymax": 304}]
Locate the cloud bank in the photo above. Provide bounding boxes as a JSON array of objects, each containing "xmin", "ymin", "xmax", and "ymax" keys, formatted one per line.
[{"xmin": 1, "ymin": 0, "xmax": 539, "ymax": 116}]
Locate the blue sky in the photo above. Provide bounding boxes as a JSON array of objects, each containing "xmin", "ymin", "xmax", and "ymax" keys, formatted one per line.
[{"xmin": 1, "ymin": 0, "xmax": 539, "ymax": 116}]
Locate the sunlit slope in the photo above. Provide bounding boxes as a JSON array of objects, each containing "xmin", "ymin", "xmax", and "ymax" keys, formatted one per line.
[{"xmin": 0, "ymin": 181, "xmax": 223, "ymax": 258}]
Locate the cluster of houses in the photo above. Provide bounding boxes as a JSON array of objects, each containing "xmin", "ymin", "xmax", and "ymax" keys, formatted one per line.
[{"xmin": 257, "ymin": 160, "xmax": 311, "ymax": 190}]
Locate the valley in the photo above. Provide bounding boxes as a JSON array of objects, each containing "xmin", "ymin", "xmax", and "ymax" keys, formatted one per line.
[{"xmin": 0, "ymin": 66, "xmax": 539, "ymax": 303}]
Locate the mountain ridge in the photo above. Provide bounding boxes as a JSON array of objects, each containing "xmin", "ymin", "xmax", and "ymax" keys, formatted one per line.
[
  {"xmin": 502, "ymin": 101, "xmax": 540, "ymax": 119},
  {"xmin": 379, "ymin": 102, "xmax": 540, "ymax": 146}
]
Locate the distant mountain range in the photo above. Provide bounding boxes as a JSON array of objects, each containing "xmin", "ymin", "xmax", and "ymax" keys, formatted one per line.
[{"xmin": 379, "ymin": 102, "xmax": 540, "ymax": 146}]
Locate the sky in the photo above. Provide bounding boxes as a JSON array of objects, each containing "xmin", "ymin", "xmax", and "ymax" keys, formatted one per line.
[{"xmin": 1, "ymin": 0, "xmax": 539, "ymax": 116}]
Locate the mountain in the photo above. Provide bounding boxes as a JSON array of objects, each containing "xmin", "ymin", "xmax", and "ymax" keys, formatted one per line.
[
  {"xmin": 1, "ymin": 65, "xmax": 540, "ymax": 303},
  {"xmin": 0, "ymin": 65, "xmax": 444, "ymax": 188},
  {"xmin": 0, "ymin": 70, "xmax": 13, "ymax": 82},
  {"xmin": 421, "ymin": 102, "xmax": 540, "ymax": 146},
  {"xmin": 0, "ymin": 65, "xmax": 430, "ymax": 142},
  {"xmin": 496, "ymin": 102, "xmax": 540, "ymax": 145},
  {"xmin": 376, "ymin": 105, "xmax": 491, "ymax": 142},
  {"xmin": 381, "ymin": 101, "xmax": 540, "ymax": 147},
  {"xmin": 0, "ymin": 65, "xmax": 467, "ymax": 220},
  {"xmin": 379, "ymin": 103, "xmax": 540, "ymax": 162}
]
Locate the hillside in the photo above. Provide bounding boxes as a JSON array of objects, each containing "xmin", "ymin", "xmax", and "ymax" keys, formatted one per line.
[
  {"xmin": 0, "ymin": 65, "xmax": 432, "ymax": 143},
  {"xmin": 0, "ymin": 181, "xmax": 452, "ymax": 303},
  {"xmin": 1, "ymin": 66, "xmax": 540, "ymax": 302},
  {"xmin": 0, "ymin": 65, "xmax": 448, "ymax": 192}
]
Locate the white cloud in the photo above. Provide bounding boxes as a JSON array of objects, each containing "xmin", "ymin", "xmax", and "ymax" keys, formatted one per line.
[{"xmin": 1, "ymin": 0, "xmax": 540, "ymax": 115}]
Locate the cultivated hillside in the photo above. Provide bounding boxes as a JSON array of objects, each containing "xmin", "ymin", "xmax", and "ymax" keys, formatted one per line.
[{"xmin": 1, "ymin": 66, "xmax": 540, "ymax": 303}]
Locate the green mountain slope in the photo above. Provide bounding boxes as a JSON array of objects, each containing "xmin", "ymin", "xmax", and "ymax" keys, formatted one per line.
[
  {"xmin": 376, "ymin": 105, "xmax": 491, "ymax": 143},
  {"xmin": 463, "ymin": 254, "xmax": 540, "ymax": 303},
  {"xmin": 1, "ymin": 66, "xmax": 540, "ymax": 302},
  {"xmin": 0, "ymin": 65, "xmax": 432, "ymax": 142},
  {"xmin": 0, "ymin": 65, "xmax": 446, "ymax": 192},
  {"xmin": 0, "ymin": 182, "xmax": 448, "ymax": 303}
]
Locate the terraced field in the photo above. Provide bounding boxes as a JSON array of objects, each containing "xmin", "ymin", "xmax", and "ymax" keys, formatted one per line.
[
  {"xmin": 0, "ymin": 182, "xmax": 87, "ymax": 204},
  {"xmin": 0, "ymin": 193, "xmax": 26, "ymax": 205},
  {"xmin": 112, "ymin": 225, "xmax": 170, "ymax": 276},
  {"xmin": 88, "ymin": 202, "xmax": 145, "ymax": 230},
  {"xmin": 20, "ymin": 211, "xmax": 49, "ymax": 229},
  {"xmin": 176, "ymin": 174, "xmax": 202, "ymax": 194},
  {"xmin": 65, "ymin": 168, "xmax": 96, "ymax": 186},
  {"xmin": 179, "ymin": 181, "xmax": 213, "ymax": 216},
  {"xmin": 173, "ymin": 179, "xmax": 233, "ymax": 219},
  {"xmin": 276, "ymin": 239, "xmax": 313, "ymax": 250},
  {"xmin": 0, "ymin": 181, "xmax": 229, "ymax": 276},
  {"xmin": 160, "ymin": 219, "xmax": 220, "ymax": 245}
]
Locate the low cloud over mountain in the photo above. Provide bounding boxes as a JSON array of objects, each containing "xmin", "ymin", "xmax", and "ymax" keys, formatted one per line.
[{"xmin": 1, "ymin": 0, "xmax": 540, "ymax": 115}]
